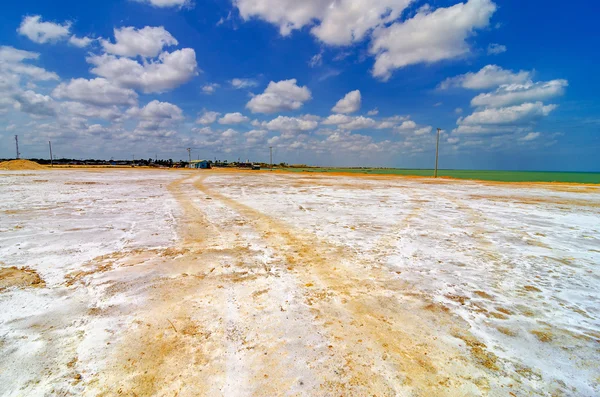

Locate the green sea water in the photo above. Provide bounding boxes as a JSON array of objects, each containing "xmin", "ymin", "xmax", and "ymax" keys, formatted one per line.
[{"xmin": 279, "ymin": 168, "xmax": 600, "ymax": 184}]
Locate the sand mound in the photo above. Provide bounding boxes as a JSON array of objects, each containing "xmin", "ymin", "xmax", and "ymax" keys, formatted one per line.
[
  {"xmin": 0, "ymin": 159, "xmax": 46, "ymax": 170},
  {"xmin": 0, "ymin": 266, "xmax": 46, "ymax": 291}
]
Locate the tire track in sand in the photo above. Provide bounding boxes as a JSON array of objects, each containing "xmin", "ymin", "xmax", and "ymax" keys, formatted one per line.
[
  {"xmin": 92, "ymin": 175, "xmax": 328, "ymax": 396},
  {"xmin": 193, "ymin": 175, "xmax": 509, "ymax": 396}
]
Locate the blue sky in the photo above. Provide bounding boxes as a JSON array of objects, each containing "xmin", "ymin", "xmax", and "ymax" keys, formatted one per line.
[{"xmin": 0, "ymin": 0, "xmax": 598, "ymax": 171}]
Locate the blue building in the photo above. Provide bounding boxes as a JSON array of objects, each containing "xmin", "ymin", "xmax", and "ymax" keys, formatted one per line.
[{"xmin": 190, "ymin": 160, "xmax": 211, "ymax": 169}]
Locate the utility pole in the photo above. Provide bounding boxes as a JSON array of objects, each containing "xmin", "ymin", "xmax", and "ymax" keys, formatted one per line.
[
  {"xmin": 434, "ymin": 128, "xmax": 441, "ymax": 178},
  {"xmin": 269, "ymin": 146, "xmax": 273, "ymax": 171},
  {"xmin": 49, "ymin": 141, "xmax": 53, "ymax": 167},
  {"xmin": 132, "ymin": 154, "xmax": 135, "ymax": 166},
  {"xmin": 15, "ymin": 135, "xmax": 20, "ymax": 159},
  {"xmin": 187, "ymin": 148, "xmax": 191, "ymax": 168}
]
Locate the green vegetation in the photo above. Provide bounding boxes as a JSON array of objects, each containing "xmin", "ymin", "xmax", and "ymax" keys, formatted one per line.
[{"xmin": 279, "ymin": 168, "xmax": 600, "ymax": 184}]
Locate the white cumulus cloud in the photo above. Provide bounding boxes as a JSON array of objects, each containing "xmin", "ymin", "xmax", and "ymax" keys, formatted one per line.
[
  {"xmin": 332, "ymin": 90, "xmax": 361, "ymax": 114},
  {"xmin": 127, "ymin": 100, "xmax": 183, "ymax": 120},
  {"xmin": 202, "ymin": 83, "xmax": 219, "ymax": 94},
  {"xmin": 196, "ymin": 110, "xmax": 220, "ymax": 124},
  {"xmin": 235, "ymin": 0, "xmax": 412, "ymax": 46},
  {"xmin": 470, "ymin": 79, "xmax": 568, "ymax": 108},
  {"xmin": 246, "ymin": 79, "xmax": 311, "ymax": 113},
  {"xmin": 439, "ymin": 65, "xmax": 531, "ymax": 90},
  {"xmin": 87, "ymin": 48, "xmax": 198, "ymax": 93},
  {"xmin": 17, "ymin": 15, "xmax": 71, "ymax": 44},
  {"xmin": 458, "ymin": 102, "xmax": 557, "ymax": 125},
  {"xmin": 101, "ymin": 26, "xmax": 178, "ymax": 58},
  {"xmin": 370, "ymin": 0, "xmax": 497, "ymax": 80},
  {"xmin": 218, "ymin": 112, "xmax": 250, "ymax": 124},
  {"xmin": 13, "ymin": 90, "xmax": 56, "ymax": 116},
  {"xmin": 263, "ymin": 115, "xmax": 319, "ymax": 132},
  {"xmin": 69, "ymin": 36, "xmax": 94, "ymax": 48},
  {"xmin": 323, "ymin": 115, "xmax": 377, "ymax": 130},
  {"xmin": 0, "ymin": 46, "xmax": 59, "ymax": 81},
  {"xmin": 53, "ymin": 78, "xmax": 138, "ymax": 107}
]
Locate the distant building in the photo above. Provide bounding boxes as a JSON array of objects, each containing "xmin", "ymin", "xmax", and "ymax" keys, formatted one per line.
[{"xmin": 190, "ymin": 160, "xmax": 211, "ymax": 169}]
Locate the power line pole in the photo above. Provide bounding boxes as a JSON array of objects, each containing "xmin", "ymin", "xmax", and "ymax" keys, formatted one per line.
[
  {"xmin": 269, "ymin": 146, "xmax": 273, "ymax": 171},
  {"xmin": 15, "ymin": 135, "xmax": 20, "ymax": 159},
  {"xmin": 187, "ymin": 148, "xmax": 191, "ymax": 168},
  {"xmin": 434, "ymin": 128, "xmax": 441, "ymax": 178},
  {"xmin": 49, "ymin": 141, "xmax": 53, "ymax": 167}
]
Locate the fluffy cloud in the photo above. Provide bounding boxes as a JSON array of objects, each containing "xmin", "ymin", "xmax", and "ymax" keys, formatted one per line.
[
  {"xmin": 0, "ymin": 47, "xmax": 61, "ymax": 117},
  {"xmin": 395, "ymin": 120, "xmax": 417, "ymax": 130},
  {"xmin": 222, "ymin": 128, "xmax": 239, "ymax": 138},
  {"xmin": 135, "ymin": 0, "xmax": 190, "ymax": 8},
  {"xmin": 196, "ymin": 110, "xmax": 220, "ymax": 124},
  {"xmin": 17, "ymin": 15, "xmax": 71, "ymax": 44},
  {"xmin": 450, "ymin": 67, "xmax": 567, "ymax": 139},
  {"xmin": 487, "ymin": 43, "xmax": 506, "ymax": 55},
  {"xmin": 321, "ymin": 114, "xmax": 351, "ymax": 125},
  {"xmin": 13, "ymin": 90, "xmax": 56, "ymax": 116},
  {"xmin": 439, "ymin": 65, "xmax": 531, "ymax": 90},
  {"xmin": 331, "ymin": 90, "xmax": 361, "ymax": 114},
  {"xmin": 263, "ymin": 115, "xmax": 319, "ymax": 131},
  {"xmin": 218, "ymin": 112, "xmax": 250, "ymax": 124},
  {"xmin": 60, "ymin": 101, "xmax": 123, "ymax": 121},
  {"xmin": 0, "ymin": 46, "xmax": 59, "ymax": 81},
  {"xmin": 87, "ymin": 48, "xmax": 198, "ymax": 93},
  {"xmin": 470, "ymin": 80, "xmax": 568, "ymax": 108},
  {"xmin": 414, "ymin": 126, "xmax": 433, "ymax": 135},
  {"xmin": 52, "ymin": 78, "xmax": 138, "ymax": 107},
  {"xmin": 311, "ymin": 0, "xmax": 412, "ymax": 46},
  {"xmin": 458, "ymin": 102, "xmax": 557, "ymax": 125},
  {"xmin": 235, "ymin": 0, "xmax": 412, "ymax": 46},
  {"xmin": 246, "ymin": 79, "xmax": 311, "ymax": 113},
  {"xmin": 235, "ymin": 0, "xmax": 326, "ymax": 36},
  {"xmin": 69, "ymin": 36, "xmax": 94, "ymax": 48},
  {"xmin": 101, "ymin": 26, "xmax": 178, "ymax": 58},
  {"xmin": 202, "ymin": 83, "xmax": 219, "ymax": 94},
  {"xmin": 367, "ymin": 108, "xmax": 379, "ymax": 116},
  {"xmin": 127, "ymin": 100, "xmax": 183, "ymax": 120},
  {"xmin": 128, "ymin": 100, "xmax": 184, "ymax": 136},
  {"xmin": 370, "ymin": 0, "xmax": 497, "ymax": 80},
  {"xmin": 325, "ymin": 115, "xmax": 377, "ymax": 130},
  {"xmin": 245, "ymin": 129, "xmax": 269, "ymax": 144},
  {"xmin": 230, "ymin": 78, "xmax": 259, "ymax": 89}
]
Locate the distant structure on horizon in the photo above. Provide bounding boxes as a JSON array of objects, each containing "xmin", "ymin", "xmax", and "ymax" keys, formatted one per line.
[{"xmin": 189, "ymin": 159, "xmax": 211, "ymax": 169}]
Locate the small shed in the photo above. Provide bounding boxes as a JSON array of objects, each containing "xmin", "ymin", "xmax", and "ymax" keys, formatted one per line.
[{"xmin": 190, "ymin": 160, "xmax": 211, "ymax": 169}]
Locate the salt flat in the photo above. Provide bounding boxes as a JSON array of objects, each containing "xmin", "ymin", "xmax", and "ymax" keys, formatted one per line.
[{"xmin": 0, "ymin": 169, "xmax": 599, "ymax": 396}]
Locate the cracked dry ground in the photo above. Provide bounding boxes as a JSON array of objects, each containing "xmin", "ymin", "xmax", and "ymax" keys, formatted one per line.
[{"xmin": 72, "ymin": 174, "xmax": 506, "ymax": 396}]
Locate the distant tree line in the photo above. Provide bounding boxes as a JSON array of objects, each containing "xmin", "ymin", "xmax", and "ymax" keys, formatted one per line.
[{"xmin": 1, "ymin": 158, "xmax": 292, "ymax": 168}]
